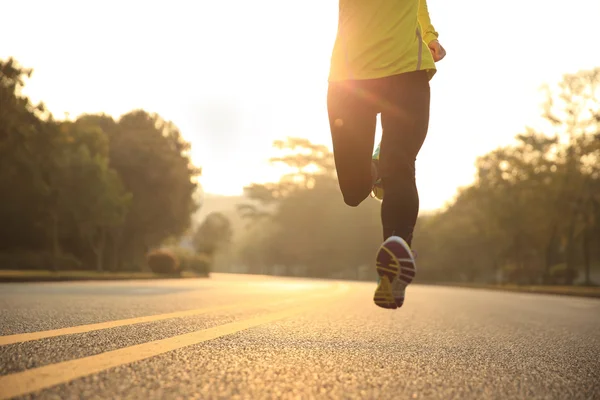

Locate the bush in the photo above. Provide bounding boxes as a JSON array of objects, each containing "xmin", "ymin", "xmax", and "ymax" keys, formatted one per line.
[
  {"xmin": 146, "ymin": 249, "xmax": 181, "ymax": 275},
  {"xmin": 0, "ymin": 251, "xmax": 82, "ymax": 271},
  {"xmin": 167, "ymin": 246, "xmax": 194, "ymax": 266},
  {"xmin": 163, "ymin": 246, "xmax": 212, "ymax": 276},
  {"xmin": 184, "ymin": 253, "xmax": 211, "ymax": 276}
]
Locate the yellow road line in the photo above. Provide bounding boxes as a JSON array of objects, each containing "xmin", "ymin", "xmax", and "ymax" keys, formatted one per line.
[
  {"xmin": 0, "ymin": 285, "xmax": 334, "ymax": 347},
  {"xmin": 0, "ymin": 303, "xmax": 239, "ymax": 347},
  {"xmin": 0, "ymin": 284, "xmax": 349, "ymax": 400}
]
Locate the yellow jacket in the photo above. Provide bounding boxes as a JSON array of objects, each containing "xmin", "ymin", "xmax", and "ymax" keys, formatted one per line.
[{"xmin": 329, "ymin": 0, "xmax": 439, "ymax": 82}]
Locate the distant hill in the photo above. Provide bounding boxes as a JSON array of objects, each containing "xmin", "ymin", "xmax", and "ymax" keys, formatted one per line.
[{"xmin": 194, "ymin": 193, "xmax": 246, "ymax": 221}]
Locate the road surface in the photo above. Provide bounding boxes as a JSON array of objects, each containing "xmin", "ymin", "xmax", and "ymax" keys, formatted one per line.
[{"xmin": 0, "ymin": 274, "xmax": 599, "ymax": 399}]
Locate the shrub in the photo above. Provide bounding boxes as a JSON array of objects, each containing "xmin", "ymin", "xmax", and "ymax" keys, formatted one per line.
[
  {"xmin": 184, "ymin": 253, "xmax": 212, "ymax": 276},
  {"xmin": 146, "ymin": 249, "xmax": 181, "ymax": 275},
  {"xmin": 167, "ymin": 246, "xmax": 194, "ymax": 267},
  {"xmin": 163, "ymin": 246, "xmax": 212, "ymax": 276}
]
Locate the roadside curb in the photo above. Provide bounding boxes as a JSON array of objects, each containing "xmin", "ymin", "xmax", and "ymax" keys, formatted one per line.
[
  {"xmin": 0, "ymin": 272, "xmax": 209, "ymax": 283},
  {"xmin": 419, "ymin": 282, "xmax": 600, "ymax": 299}
]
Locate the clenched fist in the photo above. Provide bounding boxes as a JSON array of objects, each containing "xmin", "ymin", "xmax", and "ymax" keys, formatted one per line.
[{"xmin": 428, "ymin": 40, "xmax": 446, "ymax": 62}]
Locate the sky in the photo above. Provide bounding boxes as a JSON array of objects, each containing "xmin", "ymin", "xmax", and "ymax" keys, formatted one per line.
[{"xmin": 2, "ymin": 0, "xmax": 600, "ymax": 211}]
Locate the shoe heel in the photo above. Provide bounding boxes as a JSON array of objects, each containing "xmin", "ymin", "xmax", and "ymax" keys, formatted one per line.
[
  {"xmin": 376, "ymin": 245, "xmax": 400, "ymax": 281},
  {"xmin": 373, "ymin": 276, "xmax": 397, "ymax": 309}
]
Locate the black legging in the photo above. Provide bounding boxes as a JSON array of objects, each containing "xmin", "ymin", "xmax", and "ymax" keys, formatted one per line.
[{"xmin": 327, "ymin": 70, "xmax": 431, "ymax": 245}]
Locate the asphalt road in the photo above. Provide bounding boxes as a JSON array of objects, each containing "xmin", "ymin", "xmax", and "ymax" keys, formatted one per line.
[{"xmin": 0, "ymin": 274, "xmax": 599, "ymax": 400}]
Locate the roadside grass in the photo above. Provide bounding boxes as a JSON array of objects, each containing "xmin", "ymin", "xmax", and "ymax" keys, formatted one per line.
[{"xmin": 0, "ymin": 269, "xmax": 208, "ymax": 283}]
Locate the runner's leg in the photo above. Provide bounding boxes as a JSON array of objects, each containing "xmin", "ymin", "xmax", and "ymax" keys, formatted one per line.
[
  {"xmin": 379, "ymin": 70, "xmax": 431, "ymax": 245},
  {"xmin": 327, "ymin": 80, "xmax": 379, "ymax": 207}
]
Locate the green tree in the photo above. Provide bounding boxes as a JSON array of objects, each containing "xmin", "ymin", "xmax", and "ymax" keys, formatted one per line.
[
  {"xmin": 0, "ymin": 58, "xmax": 62, "ymax": 256},
  {"xmin": 74, "ymin": 110, "xmax": 200, "ymax": 270},
  {"xmin": 53, "ymin": 123, "xmax": 131, "ymax": 271},
  {"xmin": 0, "ymin": 57, "xmax": 202, "ymax": 273},
  {"xmin": 193, "ymin": 212, "xmax": 233, "ymax": 257},
  {"xmin": 413, "ymin": 67, "xmax": 600, "ymax": 285},
  {"xmin": 237, "ymin": 137, "xmax": 381, "ymax": 279},
  {"xmin": 542, "ymin": 67, "xmax": 600, "ymax": 284}
]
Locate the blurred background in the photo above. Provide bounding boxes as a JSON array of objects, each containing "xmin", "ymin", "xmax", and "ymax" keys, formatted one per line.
[{"xmin": 1, "ymin": 0, "xmax": 599, "ymax": 287}]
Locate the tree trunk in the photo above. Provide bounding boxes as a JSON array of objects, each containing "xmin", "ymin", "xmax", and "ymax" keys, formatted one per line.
[
  {"xmin": 514, "ymin": 233, "xmax": 525, "ymax": 284},
  {"xmin": 50, "ymin": 212, "xmax": 60, "ymax": 272},
  {"xmin": 582, "ymin": 227, "xmax": 591, "ymax": 285},
  {"xmin": 564, "ymin": 226, "xmax": 577, "ymax": 285},
  {"xmin": 112, "ymin": 236, "xmax": 120, "ymax": 272},
  {"xmin": 563, "ymin": 200, "xmax": 582, "ymax": 285},
  {"xmin": 109, "ymin": 227, "xmax": 122, "ymax": 272},
  {"xmin": 543, "ymin": 224, "xmax": 558, "ymax": 284},
  {"xmin": 96, "ymin": 248, "xmax": 103, "ymax": 272},
  {"xmin": 90, "ymin": 229, "xmax": 107, "ymax": 272}
]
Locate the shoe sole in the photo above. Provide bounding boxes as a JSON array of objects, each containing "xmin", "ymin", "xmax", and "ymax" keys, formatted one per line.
[
  {"xmin": 393, "ymin": 238, "xmax": 417, "ymax": 307},
  {"xmin": 373, "ymin": 238, "xmax": 401, "ymax": 309},
  {"xmin": 374, "ymin": 275, "xmax": 397, "ymax": 309},
  {"xmin": 373, "ymin": 237, "xmax": 416, "ymax": 309}
]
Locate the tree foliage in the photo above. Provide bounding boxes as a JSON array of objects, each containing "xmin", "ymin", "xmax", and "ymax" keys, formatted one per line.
[
  {"xmin": 2, "ymin": 56, "xmax": 597, "ymax": 284},
  {"xmin": 234, "ymin": 68, "xmax": 600, "ymax": 285},
  {"xmin": 415, "ymin": 68, "xmax": 600, "ymax": 285},
  {"xmin": 236, "ymin": 137, "xmax": 382, "ymax": 279},
  {"xmin": 193, "ymin": 212, "xmax": 233, "ymax": 257},
  {"xmin": 0, "ymin": 58, "xmax": 200, "ymax": 272}
]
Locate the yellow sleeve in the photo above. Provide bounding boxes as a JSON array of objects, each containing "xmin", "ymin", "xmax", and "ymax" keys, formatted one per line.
[{"xmin": 418, "ymin": 0, "xmax": 439, "ymax": 45}]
